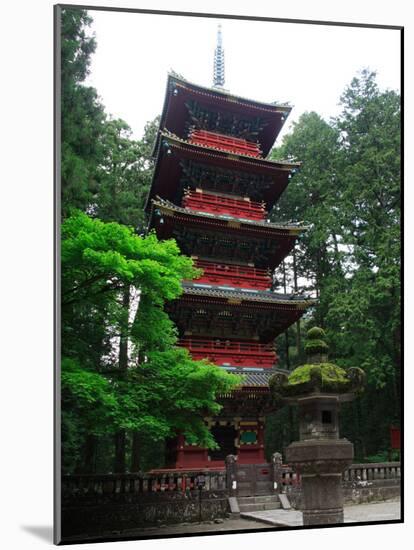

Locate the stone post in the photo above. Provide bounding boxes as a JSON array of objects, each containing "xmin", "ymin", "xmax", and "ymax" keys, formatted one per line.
[
  {"xmin": 286, "ymin": 434, "xmax": 353, "ymax": 524},
  {"xmin": 271, "ymin": 452, "xmax": 283, "ymax": 494},
  {"xmin": 225, "ymin": 454, "xmax": 238, "ymax": 496}
]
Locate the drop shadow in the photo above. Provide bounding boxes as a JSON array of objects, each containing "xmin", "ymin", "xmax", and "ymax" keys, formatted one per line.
[{"xmin": 21, "ymin": 525, "xmax": 54, "ymax": 543}]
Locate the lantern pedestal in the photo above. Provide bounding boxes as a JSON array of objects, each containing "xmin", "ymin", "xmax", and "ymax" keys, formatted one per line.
[{"xmin": 286, "ymin": 438, "xmax": 353, "ymax": 525}]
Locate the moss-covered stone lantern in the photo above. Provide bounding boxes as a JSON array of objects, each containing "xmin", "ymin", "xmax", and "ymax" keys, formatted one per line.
[{"xmin": 269, "ymin": 327, "xmax": 365, "ymax": 526}]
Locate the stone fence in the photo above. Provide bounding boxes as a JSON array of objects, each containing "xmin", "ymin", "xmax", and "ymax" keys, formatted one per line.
[
  {"xmin": 62, "ymin": 468, "xmax": 226, "ymax": 498},
  {"xmin": 343, "ymin": 462, "xmax": 400, "ymax": 483},
  {"xmin": 283, "ymin": 462, "xmax": 401, "ymax": 508},
  {"xmin": 61, "ymin": 462, "xmax": 400, "ymax": 538},
  {"xmin": 61, "ymin": 469, "xmax": 228, "ymax": 539},
  {"xmin": 342, "ymin": 462, "xmax": 401, "ymax": 504}
]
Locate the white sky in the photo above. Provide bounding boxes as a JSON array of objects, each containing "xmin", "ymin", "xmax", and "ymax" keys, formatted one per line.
[{"xmin": 84, "ymin": 10, "xmax": 401, "ymax": 143}]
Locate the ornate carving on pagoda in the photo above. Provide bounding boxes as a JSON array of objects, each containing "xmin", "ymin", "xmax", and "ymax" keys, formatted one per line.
[
  {"xmin": 179, "ymin": 158, "xmax": 273, "ymax": 202},
  {"xmin": 218, "ymin": 389, "xmax": 276, "ymax": 417},
  {"xmin": 169, "ymin": 225, "xmax": 285, "ymax": 267},
  {"xmin": 185, "ymin": 99, "xmax": 268, "ymax": 142},
  {"xmin": 167, "ymin": 291, "xmax": 312, "ymax": 342}
]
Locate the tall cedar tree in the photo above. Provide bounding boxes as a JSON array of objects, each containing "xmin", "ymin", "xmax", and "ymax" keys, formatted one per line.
[
  {"xmin": 61, "ymin": 8, "xmax": 106, "ymax": 214},
  {"xmin": 266, "ymin": 71, "xmax": 400, "ymax": 460}
]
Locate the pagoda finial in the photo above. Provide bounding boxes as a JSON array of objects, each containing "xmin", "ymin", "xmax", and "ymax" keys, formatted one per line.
[{"xmin": 213, "ymin": 24, "xmax": 225, "ymax": 89}]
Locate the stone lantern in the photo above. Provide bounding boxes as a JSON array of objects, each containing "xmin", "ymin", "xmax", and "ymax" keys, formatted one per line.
[{"xmin": 269, "ymin": 327, "xmax": 365, "ymax": 526}]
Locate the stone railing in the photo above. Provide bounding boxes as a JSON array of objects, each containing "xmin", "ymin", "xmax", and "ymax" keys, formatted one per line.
[
  {"xmin": 279, "ymin": 462, "xmax": 401, "ymax": 489},
  {"xmin": 282, "ymin": 462, "xmax": 401, "ymax": 509},
  {"xmin": 61, "ymin": 469, "xmax": 228, "ymax": 539},
  {"xmin": 62, "ymin": 469, "xmax": 226, "ymax": 499},
  {"xmin": 280, "ymin": 466, "xmax": 301, "ymax": 487},
  {"xmin": 343, "ymin": 462, "xmax": 400, "ymax": 483},
  {"xmin": 62, "ymin": 462, "xmax": 400, "ymax": 499}
]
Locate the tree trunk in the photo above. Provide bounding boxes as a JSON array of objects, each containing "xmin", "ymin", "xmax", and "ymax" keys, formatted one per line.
[
  {"xmin": 118, "ymin": 285, "xmax": 130, "ymax": 371},
  {"xmin": 131, "ymin": 431, "xmax": 141, "ymax": 472},
  {"xmin": 393, "ymin": 325, "xmax": 401, "ymax": 421},
  {"xmin": 113, "ymin": 285, "xmax": 130, "ymax": 473},
  {"xmin": 331, "ymin": 232, "xmax": 342, "ymax": 273},
  {"xmin": 293, "ymin": 250, "xmax": 301, "ymax": 354},
  {"xmin": 282, "ymin": 260, "xmax": 290, "ymax": 370},
  {"xmin": 114, "ymin": 431, "xmax": 126, "ymax": 473},
  {"xmin": 78, "ymin": 434, "xmax": 97, "ymax": 474}
]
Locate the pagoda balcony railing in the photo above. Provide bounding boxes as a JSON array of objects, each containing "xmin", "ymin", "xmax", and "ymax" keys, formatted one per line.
[
  {"xmin": 182, "ymin": 189, "xmax": 266, "ymax": 221},
  {"xmin": 178, "ymin": 337, "xmax": 277, "ymax": 368},
  {"xmin": 192, "ymin": 259, "xmax": 272, "ymax": 290},
  {"xmin": 188, "ymin": 128, "xmax": 262, "ymax": 158}
]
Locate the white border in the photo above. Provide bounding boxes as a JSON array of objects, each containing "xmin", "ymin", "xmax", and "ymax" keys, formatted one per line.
[{"xmin": 1, "ymin": 1, "xmax": 410, "ymax": 548}]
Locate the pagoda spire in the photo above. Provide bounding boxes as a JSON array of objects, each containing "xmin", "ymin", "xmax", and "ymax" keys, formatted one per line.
[{"xmin": 213, "ymin": 24, "xmax": 225, "ymax": 88}]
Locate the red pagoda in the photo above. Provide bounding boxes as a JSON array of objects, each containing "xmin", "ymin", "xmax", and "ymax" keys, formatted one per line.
[{"xmin": 146, "ymin": 29, "xmax": 313, "ymax": 470}]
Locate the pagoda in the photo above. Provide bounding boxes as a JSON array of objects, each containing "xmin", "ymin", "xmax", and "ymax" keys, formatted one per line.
[{"xmin": 146, "ymin": 27, "xmax": 314, "ymax": 469}]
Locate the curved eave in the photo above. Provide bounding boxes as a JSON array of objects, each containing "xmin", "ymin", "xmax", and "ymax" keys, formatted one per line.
[
  {"xmin": 160, "ymin": 131, "xmax": 300, "ymax": 167},
  {"xmin": 219, "ymin": 366, "xmax": 289, "ymax": 390},
  {"xmin": 181, "ymin": 282, "xmax": 315, "ymax": 309},
  {"xmin": 150, "ymin": 197, "xmax": 306, "ymax": 236},
  {"xmin": 168, "ymin": 73, "xmax": 292, "ymax": 113},
  {"xmin": 167, "ymin": 286, "xmax": 316, "ymax": 341},
  {"xmin": 153, "ymin": 73, "xmax": 292, "ymax": 157}
]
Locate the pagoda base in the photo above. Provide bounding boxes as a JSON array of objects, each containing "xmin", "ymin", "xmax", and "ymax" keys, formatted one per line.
[{"xmin": 166, "ymin": 417, "xmax": 266, "ymax": 469}]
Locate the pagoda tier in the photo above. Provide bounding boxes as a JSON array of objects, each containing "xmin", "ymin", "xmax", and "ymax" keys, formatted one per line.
[
  {"xmin": 149, "ymin": 198, "xmax": 304, "ymax": 270},
  {"xmin": 166, "ymin": 415, "xmax": 269, "ymax": 467},
  {"xmin": 166, "ymin": 282, "xmax": 313, "ymax": 343},
  {"xmin": 178, "ymin": 337, "xmax": 277, "ymax": 368},
  {"xmin": 154, "ymin": 73, "xmax": 292, "ymax": 158},
  {"xmin": 165, "ymin": 372, "xmax": 292, "ymax": 467},
  {"xmin": 188, "ymin": 129, "xmax": 262, "ymax": 157},
  {"xmin": 182, "ymin": 189, "xmax": 266, "ymax": 221},
  {"xmin": 190, "ymin": 259, "xmax": 272, "ymax": 290},
  {"xmin": 146, "ymin": 132, "xmax": 299, "ymax": 211}
]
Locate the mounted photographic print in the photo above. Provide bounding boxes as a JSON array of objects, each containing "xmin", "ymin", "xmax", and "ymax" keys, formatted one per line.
[{"xmin": 54, "ymin": 4, "xmax": 403, "ymax": 544}]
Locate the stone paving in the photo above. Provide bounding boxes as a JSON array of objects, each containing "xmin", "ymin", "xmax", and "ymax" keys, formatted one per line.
[
  {"xmin": 241, "ymin": 499, "xmax": 401, "ymax": 527},
  {"xmin": 63, "ymin": 517, "xmax": 275, "ymax": 542}
]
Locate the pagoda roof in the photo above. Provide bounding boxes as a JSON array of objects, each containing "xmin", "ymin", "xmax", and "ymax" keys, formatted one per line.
[
  {"xmin": 150, "ymin": 197, "xmax": 305, "ymax": 234},
  {"xmin": 181, "ymin": 282, "xmax": 313, "ymax": 307},
  {"xmin": 154, "ymin": 73, "xmax": 292, "ymax": 158},
  {"xmin": 229, "ymin": 367, "xmax": 284, "ymax": 388},
  {"xmin": 167, "ymin": 284, "xmax": 313, "ymax": 342},
  {"xmin": 148, "ymin": 198, "xmax": 304, "ymax": 269},
  {"xmin": 145, "ymin": 132, "xmax": 300, "ymax": 212}
]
